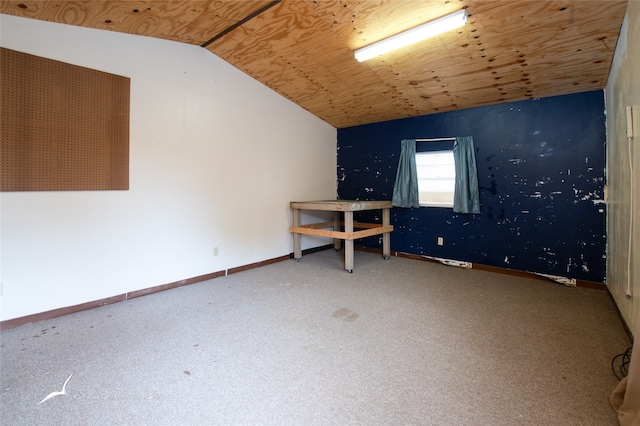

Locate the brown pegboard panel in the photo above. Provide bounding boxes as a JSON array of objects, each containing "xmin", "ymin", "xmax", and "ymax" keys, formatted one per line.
[{"xmin": 1, "ymin": 48, "xmax": 130, "ymax": 192}]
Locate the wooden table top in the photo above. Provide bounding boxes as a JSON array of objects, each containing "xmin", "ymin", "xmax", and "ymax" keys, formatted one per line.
[{"xmin": 290, "ymin": 200, "xmax": 392, "ymax": 211}]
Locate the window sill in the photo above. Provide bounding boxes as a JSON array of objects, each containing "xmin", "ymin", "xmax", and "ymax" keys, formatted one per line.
[{"xmin": 419, "ymin": 202, "xmax": 454, "ymax": 208}]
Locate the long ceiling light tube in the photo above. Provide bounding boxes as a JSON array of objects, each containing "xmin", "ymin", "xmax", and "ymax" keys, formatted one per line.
[{"xmin": 354, "ymin": 9, "xmax": 468, "ymax": 62}]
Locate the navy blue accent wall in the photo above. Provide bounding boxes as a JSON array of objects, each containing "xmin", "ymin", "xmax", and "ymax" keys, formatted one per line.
[{"xmin": 337, "ymin": 91, "xmax": 606, "ymax": 282}]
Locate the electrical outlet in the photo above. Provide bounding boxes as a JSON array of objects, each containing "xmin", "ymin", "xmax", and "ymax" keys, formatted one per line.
[
  {"xmin": 437, "ymin": 237, "xmax": 444, "ymax": 246},
  {"xmin": 213, "ymin": 247, "xmax": 218, "ymax": 257}
]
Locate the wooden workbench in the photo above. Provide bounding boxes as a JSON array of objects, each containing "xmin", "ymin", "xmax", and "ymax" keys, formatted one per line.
[{"xmin": 290, "ymin": 200, "xmax": 393, "ymax": 272}]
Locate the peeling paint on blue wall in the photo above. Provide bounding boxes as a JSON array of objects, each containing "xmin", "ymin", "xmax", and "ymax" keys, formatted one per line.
[{"xmin": 337, "ymin": 91, "xmax": 606, "ymax": 283}]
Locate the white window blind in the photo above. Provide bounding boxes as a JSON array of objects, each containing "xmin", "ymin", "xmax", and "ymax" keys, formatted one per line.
[{"xmin": 416, "ymin": 150, "xmax": 455, "ymax": 207}]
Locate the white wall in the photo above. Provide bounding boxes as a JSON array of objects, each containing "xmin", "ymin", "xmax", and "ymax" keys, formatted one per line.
[
  {"xmin": 605, "ymin": 0, "xmax": 640, "ymax": 335},
  {"xmin": 0, "ymin": 15, "xmax": 337, "ymax": 322}
]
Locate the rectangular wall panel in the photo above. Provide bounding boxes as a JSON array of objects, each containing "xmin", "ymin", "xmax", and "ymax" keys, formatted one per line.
[{"xmin": 1, "ymin": 48, "xmax": 130, "ymax": 191}]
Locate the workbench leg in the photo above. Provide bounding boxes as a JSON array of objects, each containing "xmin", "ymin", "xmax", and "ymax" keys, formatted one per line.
[
  {"xmin": 344, "ymin": 211, "xmax": 354, "ymax": 272},
  {"xmin": 333, "ymin": 211, "xmax": 341, "ymax": 250},
  {"xmin": 292, "ymin": 208, "xmax": 302, "ymax": 260},
  {"xmin": 382, "ymin": 207, "xmax": 391, "ymax": 259}
]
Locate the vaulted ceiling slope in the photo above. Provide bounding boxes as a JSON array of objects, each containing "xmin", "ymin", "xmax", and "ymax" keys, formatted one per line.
[{"xmin": 1, "ymin": 1, "xmax": 628, "ymax": 128}]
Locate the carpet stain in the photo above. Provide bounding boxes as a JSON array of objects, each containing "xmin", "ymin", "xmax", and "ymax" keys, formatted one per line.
[{"xmin": 332, "ymin": 308, "xmax": 359, "ymax": 322}]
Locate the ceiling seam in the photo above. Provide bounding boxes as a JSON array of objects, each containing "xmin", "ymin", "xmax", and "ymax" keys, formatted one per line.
[{"xmin": 200, "ymin": 0, "xmax": 282, "ymax": 48}]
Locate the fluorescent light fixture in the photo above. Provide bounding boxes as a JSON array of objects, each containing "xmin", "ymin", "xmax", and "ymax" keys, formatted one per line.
[{"xmin": 354, "ymin": 9, "xmax": 468, "ymax": 62}]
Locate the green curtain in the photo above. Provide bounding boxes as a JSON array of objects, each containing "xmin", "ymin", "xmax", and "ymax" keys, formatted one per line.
[
  {"xmin": 453, "ymin": 136, "xmax": 481, "ymax": 214},
  {"xmin": 392, "ymin": 139, "xmax": 419, "ymax": 208}
]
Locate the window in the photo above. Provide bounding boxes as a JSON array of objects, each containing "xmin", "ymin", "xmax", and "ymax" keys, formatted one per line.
[{"xmin": 416, "ymin": 150, "xmax": 455, "ymax": 207}]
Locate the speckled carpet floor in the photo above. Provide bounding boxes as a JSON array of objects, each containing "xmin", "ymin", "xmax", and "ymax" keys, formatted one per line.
[{"xmin": 0, "ymin": 249, "xmax": 630, "ymax": 425}]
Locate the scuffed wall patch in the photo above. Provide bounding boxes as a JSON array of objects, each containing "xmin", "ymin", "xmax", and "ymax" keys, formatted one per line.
[
  {"xmin": 533, "ymin": 273, "xmax": 577, "ymax": 287},
  {"xmin": 424, "ymin": 256, "xmax": 473, "ymax": 268}
]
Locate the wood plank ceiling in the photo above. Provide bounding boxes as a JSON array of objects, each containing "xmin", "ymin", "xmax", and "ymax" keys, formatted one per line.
[{"xmin": 1, "ymin": 0, "xmax": 628, "ymax": 128}]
